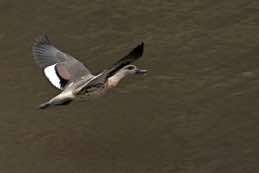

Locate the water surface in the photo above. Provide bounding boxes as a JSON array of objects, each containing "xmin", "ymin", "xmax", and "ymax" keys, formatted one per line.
[{"xmin": 0, "ymin": 0, "xmax": 259, "ymax": 172}]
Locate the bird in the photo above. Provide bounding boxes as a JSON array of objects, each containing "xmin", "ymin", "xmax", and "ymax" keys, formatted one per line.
[{"xmin": 32, "ymin": 34, "xmax": 147, "ymax": 109}]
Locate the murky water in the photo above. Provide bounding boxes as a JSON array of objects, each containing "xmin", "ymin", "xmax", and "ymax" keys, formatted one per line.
[{"xmin": 0, "ymin": 0, "xmax": 259, "ymax": 172}]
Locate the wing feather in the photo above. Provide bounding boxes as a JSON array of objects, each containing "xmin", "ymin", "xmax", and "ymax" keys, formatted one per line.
[
  {"xmin": 32, "ymin": 34, "xmax": 93, "ymax": 90},
  {"xmin": 106, "ymin": 42, "xmax": 144, "ymax": 78},
  {"xmin": 75, "ymin": 43, "xmax": 144, "ymax": 93}
]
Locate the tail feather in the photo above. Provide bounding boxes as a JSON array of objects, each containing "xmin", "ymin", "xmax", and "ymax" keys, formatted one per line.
[
  {"xmin": 39, "ymin": 101, "xmax": 51, "ymax": 109},
  {"xmin": 38, "ymin": 99, "xmax": 73, "ymax": 109}
]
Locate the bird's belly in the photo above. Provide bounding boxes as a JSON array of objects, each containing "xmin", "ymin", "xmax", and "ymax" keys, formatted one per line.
[
  {"xmin": 79, "ymin": 85, "xmax": 109, "ymax": 98},
  {"xmin": 77, "ymin": 80, "xmax": 117, "ymax": 100}
]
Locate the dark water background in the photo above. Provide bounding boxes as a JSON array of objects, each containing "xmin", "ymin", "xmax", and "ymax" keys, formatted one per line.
[{"xmin": 0, "ymin": 0, "xmax": 259, "ymax": 172}]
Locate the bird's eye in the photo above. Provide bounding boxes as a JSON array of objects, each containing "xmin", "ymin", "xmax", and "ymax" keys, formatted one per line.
[{"xmin": 127, "ymin": 66, "xmax": 135, "ymax": 70}]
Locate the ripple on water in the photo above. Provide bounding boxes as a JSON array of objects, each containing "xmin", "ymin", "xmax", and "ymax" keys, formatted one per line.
[{"xmin": 241, "ymin": 71, "xmax": 256, "ymax": 78}]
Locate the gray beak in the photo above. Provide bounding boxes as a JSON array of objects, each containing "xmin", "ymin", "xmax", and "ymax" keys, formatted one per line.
[{"xmin": 135, "ymin": 69, "xmax": 147, "ymax": 75}]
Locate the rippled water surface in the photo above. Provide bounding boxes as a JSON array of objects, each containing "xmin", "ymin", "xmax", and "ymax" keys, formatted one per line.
[{"xmin": 0, "ymin": 0, "xmax": 259, "ymax": 172}]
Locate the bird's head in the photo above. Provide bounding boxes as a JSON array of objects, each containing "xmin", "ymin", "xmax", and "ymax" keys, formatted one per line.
[{"xmin": 120, "ymin": 64, "xmax": 147, "ymax": 76}]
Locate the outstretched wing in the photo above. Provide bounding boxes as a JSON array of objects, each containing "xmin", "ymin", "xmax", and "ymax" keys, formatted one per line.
[
  {"xmin": 106, "ymin": 42, "xmax": 144, "ymax": 78},
  {"xmin": 74, "ymin": 42, "xmax": 144, "ymax": 94},
  {"xmin": 32, "ymin": 34, "xmax": 93, "ymax": 90}
]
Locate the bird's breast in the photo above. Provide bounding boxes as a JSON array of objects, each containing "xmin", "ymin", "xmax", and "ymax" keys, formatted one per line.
[{"xmin": 107, "ymin": 78, "xmax": 120, "ymax": 88}]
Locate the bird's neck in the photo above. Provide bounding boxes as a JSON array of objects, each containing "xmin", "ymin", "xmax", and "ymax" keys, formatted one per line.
[{"xmin": 107, "ymin": 72, "xmax": 127, "ymax": 88}]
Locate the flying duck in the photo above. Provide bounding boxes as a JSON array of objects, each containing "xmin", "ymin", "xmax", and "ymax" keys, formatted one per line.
[{"xmin": 32, "ymin": 34, "xmax": 146, "ymax": 109}]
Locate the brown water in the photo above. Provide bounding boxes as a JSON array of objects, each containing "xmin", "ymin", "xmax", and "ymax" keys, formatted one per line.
[{"xmin": 0, "ymin": 0, "xmax": 259, "ymax": 172}]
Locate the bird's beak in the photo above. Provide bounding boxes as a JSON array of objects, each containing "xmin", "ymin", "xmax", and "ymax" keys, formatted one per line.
[{"xmin": 135, "ymin": 69, "xmax": 147, "ymax": 75}]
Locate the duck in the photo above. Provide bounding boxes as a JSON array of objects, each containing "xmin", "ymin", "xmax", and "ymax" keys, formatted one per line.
[{"xmin": 32, "ymin": 34, "xmax": 147, "ymax": 109}]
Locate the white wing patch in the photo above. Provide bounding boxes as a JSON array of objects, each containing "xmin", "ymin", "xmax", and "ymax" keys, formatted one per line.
[{"xmin": 43, "ymin": 64, "xmax": 62, "ymax": 89}]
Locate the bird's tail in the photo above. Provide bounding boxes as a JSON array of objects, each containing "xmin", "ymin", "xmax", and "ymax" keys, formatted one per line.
[
  {"xmin": 39, "ymin": 101, "xmax": 51, "ymax": 109},
  {"xmin": 38, "ymin": 98, "xmax": 73, "ymax": 109}
]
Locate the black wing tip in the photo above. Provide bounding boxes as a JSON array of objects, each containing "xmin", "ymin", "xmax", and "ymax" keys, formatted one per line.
[
  {"xmin": 132, "ymin": 42, "xmax": 144, "ymax": 57},
  {"xmin": 138, "ymin": 42, "xmax": 144, "ymax": 50},
  {"xmin": 33, "ymin": 33, "xmax": 50, "ymax": 47}
]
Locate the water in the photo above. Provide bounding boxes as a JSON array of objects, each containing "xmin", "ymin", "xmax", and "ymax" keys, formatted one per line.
[{"xmin": 0, "ymin": 0, "xmax": 259, "ymax": 172}]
